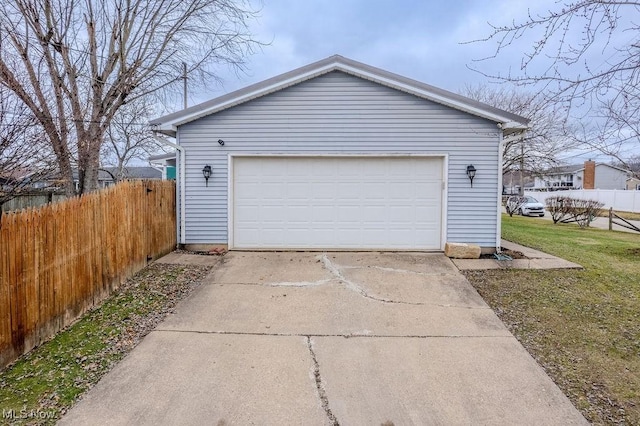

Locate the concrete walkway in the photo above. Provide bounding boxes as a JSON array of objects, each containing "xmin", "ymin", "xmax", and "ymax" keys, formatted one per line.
[
  {"xmin": 452, "ymin": 240, "xmax": 583, "ymax": 270},
  {"xmin": 60, "ymin": 252, "xmax": 587, "ymax": 425}
]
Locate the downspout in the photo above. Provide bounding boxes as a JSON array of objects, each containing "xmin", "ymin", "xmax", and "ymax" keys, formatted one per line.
[
  {"xmin": 153, "ymin": 134, "xmax": 186, "ymax": 246},
  {"xmin": 496, "ymin": 124, "xmax": 505, "ymax": 253}
]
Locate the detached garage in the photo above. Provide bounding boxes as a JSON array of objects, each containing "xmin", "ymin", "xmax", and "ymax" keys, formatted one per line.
[{"xmin": 151, "ymin": 55, "xmax": 528, "ymax": 252}]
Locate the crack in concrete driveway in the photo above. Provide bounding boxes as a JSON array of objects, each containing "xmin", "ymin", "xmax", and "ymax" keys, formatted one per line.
[
  {"xmin": 319, "ymin": 253, "xmax": 486, "ymax": 309},
  {"xmin": 306, "ymin": 336, "xmax": 340, "ymax": 426}
]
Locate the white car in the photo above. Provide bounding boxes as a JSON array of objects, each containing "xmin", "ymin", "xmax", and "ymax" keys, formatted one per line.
[{"xmin": 506, "ymin": 196, "xmax": 545, "ymax": 217}]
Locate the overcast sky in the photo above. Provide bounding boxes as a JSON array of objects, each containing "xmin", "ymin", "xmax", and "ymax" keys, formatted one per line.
[
  {"xmin": 194, "ymin": 0, "xmax": 528, "ymax": 101},
  {"xmin": 178, "ymin": 0, "xmax": 631, "ymax": 164}
]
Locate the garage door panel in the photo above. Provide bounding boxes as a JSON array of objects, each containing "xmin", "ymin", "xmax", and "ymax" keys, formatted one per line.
[
  {"xmin": 359, "ymin": 206, "xmax": 387, "ymax": 222},
  {"xmin": 416, "ymin": 204, "xmax": 441, "ymax": 216},
  {"xmin": 309, "ymin": 182, "xmax": 334, "ymax": 198},
  {"xmin": 232, "ymin": 157, "xmax": 443, "ymax": 250},
  {"xmin": 259, "ymin": 161, "xmax": 284, "ymax": 176},
  {"xmin": 311, "ymin": 205, "xmax": 335, "ymax": 220},
  {"xmin": 336, "ymin": 182, "xmax": 364, "ymax": 199},
  {"xmin": 287, "ymin": 161, "xmax": 311, "ymax": 176}
]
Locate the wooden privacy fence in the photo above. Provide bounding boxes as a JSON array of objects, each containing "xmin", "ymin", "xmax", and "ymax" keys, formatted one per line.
[
  {"xmin": 1, "ymin": 192, "xmax": 67, "ymax": 213},
  {"xmin": 0, "ymin": 180, "xmax": 176, "ymax": 368}
]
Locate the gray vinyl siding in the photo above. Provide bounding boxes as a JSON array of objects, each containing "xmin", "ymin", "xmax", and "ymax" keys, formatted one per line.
[
  {"xmin": 178, "ymin": 71, "xmax": 501, "ymax": 247},
  {"xmin": 594, "ymin": 165, "xmax": 628, "ymax": 190}
]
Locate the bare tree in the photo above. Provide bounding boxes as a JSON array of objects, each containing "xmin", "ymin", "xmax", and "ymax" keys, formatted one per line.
[
  {"xmin": 471, "ymin": 1, "xmax": 640, "ymax": 169},
  {"xmin": 0, "ymin": 0, "xmax": 260, "ymax": 195},
  {"xmin": 101, "ymin": 97, "xmax": 166, "ymax": 181},
  {"xmin": 573, "ymin": 99, "xmax": 640, "ymax": 170},
  {"xmin": 0, "ymin": 88, "xmax": 55, "ymax": 204},
  {"xmin": 613, "ymin": 154, "xmax": 640, "ymax": 179},
  {"xmin": 463, "ymin": 84, "xmax": 573, "ymax": 174}
]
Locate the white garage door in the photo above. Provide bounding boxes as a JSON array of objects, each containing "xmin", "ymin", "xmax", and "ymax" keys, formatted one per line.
[{"xmin": 231, "ymin": 156, "xmax": 444, "ymax": 250}]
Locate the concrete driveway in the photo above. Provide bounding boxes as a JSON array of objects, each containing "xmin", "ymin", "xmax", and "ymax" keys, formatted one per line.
[{"xmin": 61, "ymin": 252, "xmax": 586, "ymax": 425}]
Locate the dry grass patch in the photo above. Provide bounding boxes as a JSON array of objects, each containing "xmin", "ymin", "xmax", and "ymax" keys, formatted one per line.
[{"xmin": 597, "ymin": 209, "xmax": 640, "ymax": 221}]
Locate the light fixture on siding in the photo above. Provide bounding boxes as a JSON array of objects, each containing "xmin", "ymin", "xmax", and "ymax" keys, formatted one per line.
[
  {"xmin": 466, "ymin": 164, "xmax": 477, "ymax": 187},
  {"xmin": 218, "ymin": 139, "xmax": 225, "ymax": 146},
  {"xmin": 202, "ymin": 165, "xmax": 212, "ymax": 187}
]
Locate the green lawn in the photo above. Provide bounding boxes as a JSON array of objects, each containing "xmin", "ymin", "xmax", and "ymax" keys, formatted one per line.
[{"xmin": 464, "ymin": 215, "xmax": 640, "ymax": 424}]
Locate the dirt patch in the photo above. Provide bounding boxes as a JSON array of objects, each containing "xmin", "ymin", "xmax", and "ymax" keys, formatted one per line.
[
  {"xmin": 480, "ymin": 249, "xmax": 527, "ymax": 260},
  {"xmin": 175, "ymin": 248, "xmax": 227, "ymax": 256},
  {"xmin": 627, "ymin": 247, "xmax": 640, "ymax": 256}
]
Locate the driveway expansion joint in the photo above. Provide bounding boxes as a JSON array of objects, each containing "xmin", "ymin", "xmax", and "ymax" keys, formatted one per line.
[
  {"xmin": 306, "ymin": 336, "xmax": 340, "ymax": 426},
  {"xmin": 215, "ymin": 279, "xmax": 333, "ymax": 287},
  {"xmin": 152, "ymin": 329, "xmax": 514, "ymax": 339}
]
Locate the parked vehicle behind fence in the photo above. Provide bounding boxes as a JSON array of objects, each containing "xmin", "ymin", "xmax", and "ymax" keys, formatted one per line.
[{"xmin": 506, "ymin": 196, "xmax": 545, "ymax": 217}]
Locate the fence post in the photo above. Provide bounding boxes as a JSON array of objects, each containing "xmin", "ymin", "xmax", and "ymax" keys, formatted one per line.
[{"xmin": 609, "ymin": 207, "xmax": 613, "ymax": 231}]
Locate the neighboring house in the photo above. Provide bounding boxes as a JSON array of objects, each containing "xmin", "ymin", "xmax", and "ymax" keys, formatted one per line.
[
  {"xmin": 627, "ymin": 177, "xmax": 640, "ymax": 190},
  {"xmin": 148, "ymin": 152, "xmax": 176, "ymax": 180},
  {"xmin": 534, "ymin": 161, "xmax": 631, "ymax": 190},
  {"xmin": 533, "ymin": 165, "xmax": 579, "ymax": 189},
  {"xmin": 1, "ymin": 168, "xmax": 59, "ymax": 191},
  {"xmin": 72, "ymin": 167, "xmax": 162, "ymax": 190},
  {"xmin": 150, "ymin": 55, "xmax": 529, "ymax": 252}
]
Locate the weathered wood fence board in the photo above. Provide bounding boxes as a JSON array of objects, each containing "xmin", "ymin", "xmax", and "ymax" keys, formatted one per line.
[
  {"xmin": 0, "ymin": 180, "xmax": 176, "ymax": 368},
  {"xmin": 1, "ymin": 193, "xmax": 67, "ymax": 212}
]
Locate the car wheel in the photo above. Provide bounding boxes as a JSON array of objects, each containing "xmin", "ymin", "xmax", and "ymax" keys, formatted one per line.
[{"xmin": 517, "ymin": 208, "xmax": 523, "ymax": 215}]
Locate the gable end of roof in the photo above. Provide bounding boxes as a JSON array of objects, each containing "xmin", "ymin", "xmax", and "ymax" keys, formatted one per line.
[{"xmin": 150, "ymin": 55, "xmax": 529, "ymax": 136}]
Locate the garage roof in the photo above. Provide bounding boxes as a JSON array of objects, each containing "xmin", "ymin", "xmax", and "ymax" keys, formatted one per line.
[{"xmin": 150, "ymin": 55, "xmax": 530, "ymax": 137}]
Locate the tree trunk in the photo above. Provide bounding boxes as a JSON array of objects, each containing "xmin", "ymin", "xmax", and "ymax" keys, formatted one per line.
[
  {"xmin": 58, "ymin": 159, "xmax": 76, "ymax": 197},
  {"xmin": 79, "ymin": 144, "xmax": 101, "ymax": 193},
  {"xmin": 76, "ymin": 122, "xmax": 105, "ymax": 194}
]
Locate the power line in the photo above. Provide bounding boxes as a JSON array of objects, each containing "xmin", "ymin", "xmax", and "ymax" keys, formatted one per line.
[
  {"xmin": 558, "ymin": 139, "xmax": 640, "ymax": 162},
  {"xmin": 0, "ymin": 112, "xmax": 154, "ymax": 127}
]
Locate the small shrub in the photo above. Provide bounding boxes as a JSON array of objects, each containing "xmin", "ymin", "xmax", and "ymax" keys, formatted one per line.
[
  {"xmin": 545, "ymin": 196, "xmax": 604, "ymax": 227},
  {"xmin": 546, "ymin": 196, "xmax": 573, "ymax": 223},
  {"xmin": 505, "ymin": 196, "xmax": 527, "ymax": 217}
]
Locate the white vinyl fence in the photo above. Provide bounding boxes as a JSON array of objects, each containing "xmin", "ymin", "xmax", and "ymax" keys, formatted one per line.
[{"xmin": 526, "ymin": 190, "xmax": 640, "ymax": 213}]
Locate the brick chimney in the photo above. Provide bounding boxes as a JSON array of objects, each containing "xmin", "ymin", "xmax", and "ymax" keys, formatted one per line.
[{"xmin": 583, "ymin": 160, "xmax": 596, "ymax": 189}]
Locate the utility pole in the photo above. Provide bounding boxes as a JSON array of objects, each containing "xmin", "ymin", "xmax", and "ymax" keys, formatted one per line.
[
  {"xmin": 519, "ymin": 137, "xmax": 525, "ymax": 196},
  {"xmin": 183, "ymin": 62, "xmax": 188, "ymax": 109}
]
